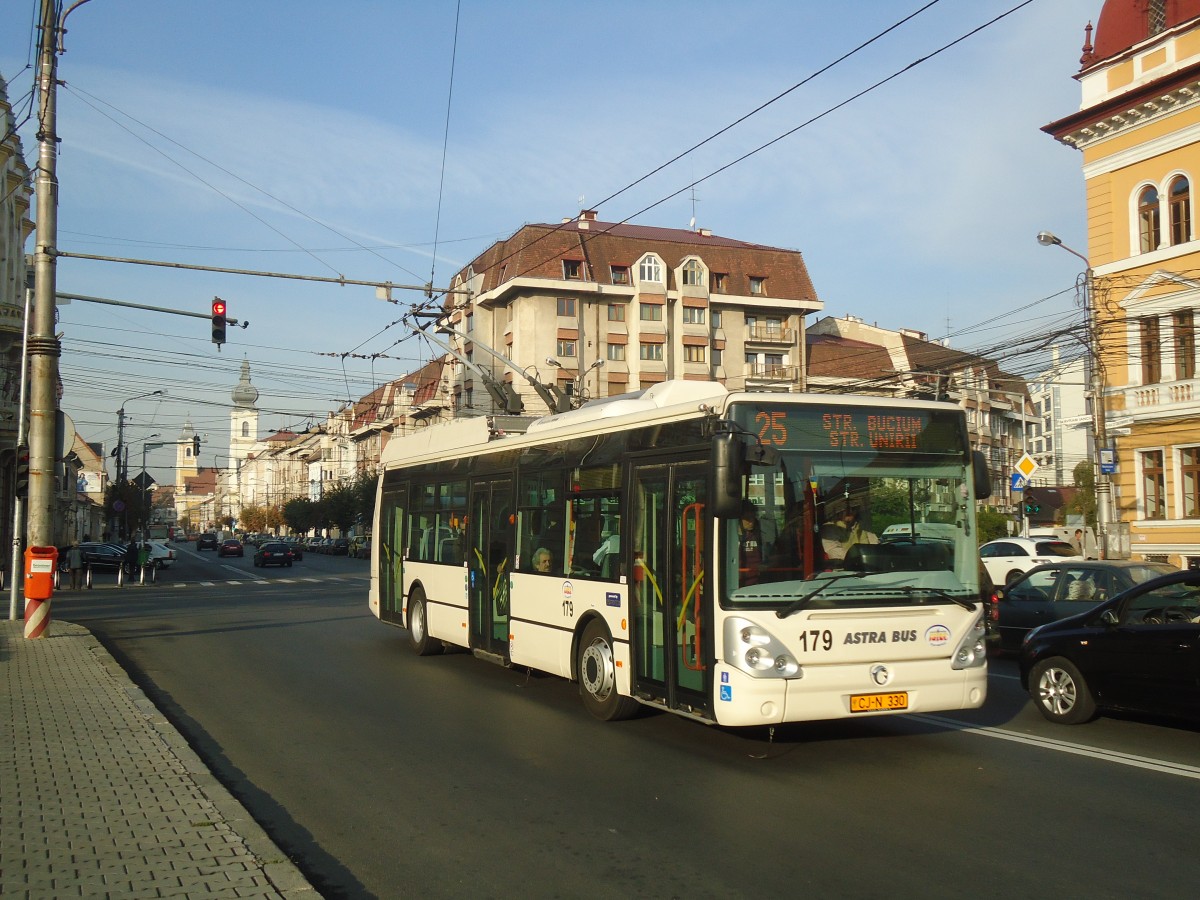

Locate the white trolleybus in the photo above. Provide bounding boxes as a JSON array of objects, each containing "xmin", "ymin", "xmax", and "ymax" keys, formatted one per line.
[{"xmin": 369, "ymin": 380, "xmax": 992, "ymax": 726}]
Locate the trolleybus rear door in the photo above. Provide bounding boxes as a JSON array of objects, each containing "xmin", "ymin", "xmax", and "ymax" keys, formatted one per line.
[
  {"xmin": 468, "ymin": 478, "xmax": 513, "ymax": 659},
  {"xmin": 631, "ymin": 461, "xmax": 710, "ymax": 717},
  {"xmin": 379, "ymin": 478, "xmax": 408, "ymax": 626}
]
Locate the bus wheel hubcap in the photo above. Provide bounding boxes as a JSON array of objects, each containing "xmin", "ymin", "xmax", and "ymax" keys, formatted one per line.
[{"xmin": 581, "ymin": 638, "xmax": 614, "ymax": 701}]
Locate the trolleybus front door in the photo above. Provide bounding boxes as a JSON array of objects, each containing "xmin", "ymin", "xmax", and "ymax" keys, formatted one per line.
[
  {"xmin": 468, "ymin": 478, "xmax": 513, "ymax": 659},
  {"xmin": 631, "ymin": 461, "xmax": 710, "ymax": 717}
]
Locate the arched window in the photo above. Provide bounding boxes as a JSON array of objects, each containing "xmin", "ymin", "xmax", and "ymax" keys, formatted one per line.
[
  {"xmin": 241, "ymin": 422, "xmax": 250, "ymax": 438},
  {"xmin": 681, "ymin": 259, "xmax": 704, "ymax": 287},
  {"xmin": 1139, "ymin": 185, "xmax": 1161, "ymax": 252},
  {"xmin": 1170, "ymin": 176, "xmax": 1191, "ymax": 245},
  {"xmin": 639, "ymin": 256, "xmax": 662, "ymax": 283}
]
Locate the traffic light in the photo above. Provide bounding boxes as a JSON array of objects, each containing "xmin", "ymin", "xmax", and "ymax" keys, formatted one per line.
[
  {"xmin": 15, "ymin": 444, "xmax": 29, "ymax": 495},
  {"xmin": 211, "ymin": 298, "xmax": 227, "ymax": 346},
  {"xmin": 193, "ymin": 435, "xmax": 201, "ymax": 456},
  {"xmin": 1024, "ymin": 501, "xmax": 1040, "ymax": 515}
]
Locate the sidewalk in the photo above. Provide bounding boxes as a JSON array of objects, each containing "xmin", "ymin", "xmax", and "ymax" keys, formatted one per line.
[{"xmin": 1, "ymin": 619, "xmax": 318, "ymax": 899}]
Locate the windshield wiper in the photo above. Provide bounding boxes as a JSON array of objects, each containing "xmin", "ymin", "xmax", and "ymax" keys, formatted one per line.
[
  {"xmin": 891, "ymin": 585, "xmax": 977, "ymax": 611},
  {"xmin": 777, "ymin": 572, "xmax": 866, "ymax": 619}
]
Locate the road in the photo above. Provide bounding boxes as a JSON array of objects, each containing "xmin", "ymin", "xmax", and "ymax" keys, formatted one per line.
[{"xmin": 47, "ymin": 542, "xmax": 1200, "ymax": 899}]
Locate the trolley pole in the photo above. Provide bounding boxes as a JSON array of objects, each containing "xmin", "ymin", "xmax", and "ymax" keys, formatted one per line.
[{"xmin": 24, "ymin": 0, "xmax": 65, "ymax": 638}]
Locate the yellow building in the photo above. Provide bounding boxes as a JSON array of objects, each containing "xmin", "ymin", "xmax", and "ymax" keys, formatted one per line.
[{"xmin": 1046, "ymin": 0, "xmax": 1200, "ymax": 569}]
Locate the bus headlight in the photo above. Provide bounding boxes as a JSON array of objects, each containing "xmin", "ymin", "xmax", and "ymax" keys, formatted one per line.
[
  {"xmin": 950, "ymin": 616, "xmax": 987, "ymax": 670},
  {"xmin": 724, "ymin": 618, "xmax": 801, "ymax": 679}
]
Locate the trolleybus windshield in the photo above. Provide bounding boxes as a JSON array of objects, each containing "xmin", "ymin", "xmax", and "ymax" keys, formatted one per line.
[{"xmin": 724, "ymin": 402, "xmax": 980, "ymax": 610}]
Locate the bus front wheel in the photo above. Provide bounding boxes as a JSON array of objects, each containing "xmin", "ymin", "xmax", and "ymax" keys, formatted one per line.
[
  {"xmin": 577, "ymin": 620, "xmax": 639, "ymax": 721},
  {"xmin": 407, "ymin": 589, "xmax": 442, "ymax": 656}
]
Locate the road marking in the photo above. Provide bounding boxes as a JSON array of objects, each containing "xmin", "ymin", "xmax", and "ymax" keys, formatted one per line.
[{"xmin": 913, "ymin": 714, "xmax": 1200, "ymax": 781}]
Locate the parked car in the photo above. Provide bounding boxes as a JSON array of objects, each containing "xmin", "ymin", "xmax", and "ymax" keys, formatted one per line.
[
  {"xmin": 281, "ymin": 538, "xmax": 304, "ymax": 560},
  {"xmin": 1020, "ymin": 570, "xmax": 1200, "ymax": 725},
  {"xmin": 306, "ymin": 537, "xmax": 325, "ymax": 552},
  {"xmin": 76, "ymin": 542, "xmax": 126, "ymax": 571},
  {"xmin": 353, "ymin": 538, "xmax": 371, "ymax": 560},
  {"xmin": 329, "ymin": 538, "xmax": 350, "ymax": 556},
  {"xmin": 197, "ymin": 532, "xmax": 219, "ymax": 551},
  {"xmin": 253, "ymin": 542, "xmax": 294, "ymax": 568},
  {"xmin": 979, "ymin": 537, "xmax": 1081, "ymax": 585},
  {"xmin": 990, "ymin": 560, "xmax": 1177, "ymax": 651},
  {"xmin": 145, "ymin": 541, "xmax": 176, "ymax": 569},
  {"xmin": 217, "ymin": 538, "xmax": 244, "ymax": 558}
]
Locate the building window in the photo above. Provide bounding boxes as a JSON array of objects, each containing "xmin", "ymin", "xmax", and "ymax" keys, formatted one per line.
[
  {"xmin": 684, "ymin": 345, "xmax": 706, "ymax": 363},
  {"xmin": 682, "ymin": 307, "xmax": 705, "ymax": 325},
  {"xmin": 1183, "ymin": 447, "xmax": 1200, "ymax": 517},
  {"xmin": 639, "ymin": 256, "xmax": 662, "ymax": 283},
  {"xmin": 712, "ymin": 272, "xmax": 727, "ymax": 293},
  {"xmin": 1142, "ymin": 450, "xmax": 1166, "ymax": 519},
  {"xmin": 607, "ymin": 303, "xmax": 625, "ymax": 322},
  {"xmin": 607, "ymin": 343, "xmax": 625, "ymax": 361},
  {"xmin": 557, "ymin": 297, "xmax": 576, "ymax": 317},
  {"xmin": 765, "ymin": 353, "xmax": 784, "ymax": 375},
  {"xmin": 610, "ymin": 265, "xmax": 629, "ymax": 285},
  {"xmin": 640, "ymin": 303, "xmax": 663, "ymax": 321},
  {"xmin": 1174, "ymin": 309, "xmax": 1196, "ymax": 380},
  {"xmin": 557, "ymin": 339, "xmax": 577, "ymax": 357},
  {"xmin": 711, "ymin": 347, "xmax": 722, "ymax": 366},
  {"xmin": 1170, "ymin": 176, "xmax": 1192, "ymax": 245},
  {"xmin": 562, "ymin": 260, "xmax": 582, "ymax": 280},
  {"xmin": 464, "ymin": 387, "xmax": 473, "ymax": 408},
  {"xmin": 1139, "ymin": 185, "xmax": 1161, "ymax": 252},
  {"xmin": 640, "ymin": 343, "xmax": 664, "ymax": 361},
  {"xmin": 1141, "ymin": 316, "xmax": 1162, "ymax": 384},
  {"xmin": 241, "ymin": 422, "xmax": 250, "ymax": 438},
  {"xmin": 711, "ymin": 310, "xmax": 722, "ymax": 328},
  {"xmin": 682, "ymin": 259, "xmax": 704, "ymax": 286},
  {"xmin": 749, "ymin": 276, "xmax": 765, "ymax": 295}
]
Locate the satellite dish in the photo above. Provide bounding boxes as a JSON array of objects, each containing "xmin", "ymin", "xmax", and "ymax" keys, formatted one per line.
[
  {"xmin": 689, "ymin": 217, "xmax": 696, "ymax": 229},
  {"xmin": 578, "ymin": 195, "xmax": 585, "ymax": 206}
]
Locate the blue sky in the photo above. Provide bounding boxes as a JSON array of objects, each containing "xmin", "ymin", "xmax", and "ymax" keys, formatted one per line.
[{"xmin": 2, "ymin": 0, "xmax": 1101, "ymax": 480}]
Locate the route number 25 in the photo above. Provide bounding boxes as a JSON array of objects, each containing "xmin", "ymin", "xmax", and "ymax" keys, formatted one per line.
[{"xmin": 756, "ymin": 412, "xmax": 787, "ymax": 446}]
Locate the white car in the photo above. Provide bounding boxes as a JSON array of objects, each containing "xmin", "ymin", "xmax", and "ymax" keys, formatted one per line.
[
  {"xmin": 146, "ymin": 541, "xmax": 175, "ymax": 569},
  {"xmin": 979, "ymin": 537, "xmax": 1081, "ymax": 585}
]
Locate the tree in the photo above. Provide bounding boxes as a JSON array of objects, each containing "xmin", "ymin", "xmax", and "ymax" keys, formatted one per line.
[
  {"xmin": 1068, "ymin": 460, "xmax": 1097, "ymax": 527},
  {"xmin": 283, "ymin": 498, "xmax": 317, "ymax": 534},
  {"xmin": 239, "ymin": 504, "xmax": 268, "ymax": 533},
  {"xmin": 975, "ymin": 507, "xmax": 1011, "ymax": 545}
]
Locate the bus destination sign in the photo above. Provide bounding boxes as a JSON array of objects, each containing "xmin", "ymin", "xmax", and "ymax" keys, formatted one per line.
[{"xmin": 732, "ymin": 404, "xmax": 965, "ymax": 455}]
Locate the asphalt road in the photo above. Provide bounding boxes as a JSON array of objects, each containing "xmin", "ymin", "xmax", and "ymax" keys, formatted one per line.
[{"xmin": 46, "ymin": 544, "xmax": 1200, "ymax": 899}]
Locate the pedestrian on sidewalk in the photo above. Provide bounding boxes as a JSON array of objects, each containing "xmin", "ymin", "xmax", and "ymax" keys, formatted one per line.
[{"xmin": 67, "ymin": 541, "xmax": 83, "ymax": 590}]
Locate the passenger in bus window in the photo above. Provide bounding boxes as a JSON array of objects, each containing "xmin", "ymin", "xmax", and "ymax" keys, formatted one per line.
[
  {"xmin": 738, "ymin": 502, "xmax": 763, "ymax": 585},
  {"xmin": 535, "ymin": 510, "xmax": 564, "ymax": 563},
  {"xmin": 533, "ymin": 547, "xmax": 554, "ymax": 574}
]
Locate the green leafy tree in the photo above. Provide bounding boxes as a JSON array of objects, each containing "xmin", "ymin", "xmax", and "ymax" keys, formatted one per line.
[
  {"xmin": 975, "ymin": 507, "xmax": 1011, "ymax": 545},
  {"xmin": 1068, "ymin": 460, "xmax": 1097, "ymax": 527},
  {"xmin": 283, "ymin": 498, "xmax": 317, "ymax": 534}
]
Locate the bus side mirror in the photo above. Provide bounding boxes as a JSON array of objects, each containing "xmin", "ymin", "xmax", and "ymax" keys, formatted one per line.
[
  {"xmin": 972, "ymin": 450, "xmax": 992, "ymax": 500},
  {"xmin": 712, "ymin": 432, "xmax": 744, "ymax": 519}
]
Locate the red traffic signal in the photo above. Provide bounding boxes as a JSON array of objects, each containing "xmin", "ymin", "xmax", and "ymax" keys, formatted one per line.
[
  {"xmin": 211, "ymin": 297, "xmax": 227, "ymax": 346},
  {"xmin": 15, "ymin": 443, "xmax": 30, "ymax": 495}
]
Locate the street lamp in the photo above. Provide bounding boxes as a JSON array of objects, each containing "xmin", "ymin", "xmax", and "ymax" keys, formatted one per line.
[
  {"xmin": 115, "ymin": 389, "xmax": 165, "ymax": 483},
  {"xmin": 1037, "ymin": 230, "xmax": 1113, "ymax": 557},
  {"xmin": 139, "ymin": 437, "xmax": 165, "ymax": 538}
]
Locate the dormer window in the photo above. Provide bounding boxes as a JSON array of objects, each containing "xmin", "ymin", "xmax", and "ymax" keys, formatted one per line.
[
  {"xmin": 610, "ymin": 265, "xmax": 629, "ymax": 285},
  {"xmin": 639, "ymin": 256, "xmax": 663, "ymax": 283},
  {"xmin": 749, "ymin": 276, "xmax": 765, "ymax": 295},
  {"xmin": 682, "ymin": 259, "xmax": 704, "ymax": 286},
  {"xmin": 562, "ymin": 259, "xmax": 582, "ymax": 280}
]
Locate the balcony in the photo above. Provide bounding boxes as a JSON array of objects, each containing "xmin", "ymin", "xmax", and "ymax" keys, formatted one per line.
[
  {"xmin": 745, "ymin": 324, "xmax": 794, "ymax": 344},
  {"xmin": 1124, "ymin": 377, "xmax": 1200, "ymax": 419},
  {"xmin": 745, "ymin": 363, "xmax": 802, "ymax": 385}
]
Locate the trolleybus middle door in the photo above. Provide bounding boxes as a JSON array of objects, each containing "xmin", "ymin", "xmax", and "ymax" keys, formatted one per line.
[
  {"xmin": 468, "ymin": 477, "xmax": 513, "ymax": 660},
  {"xmin": 631, "ymin": 460, "xmax": 710, "ymax": 717}
]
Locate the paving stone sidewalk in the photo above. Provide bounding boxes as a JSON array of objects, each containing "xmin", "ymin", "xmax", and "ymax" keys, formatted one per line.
[{"xmin": 1, "ymin": 619, "xmax": 317, "ymax": 898}]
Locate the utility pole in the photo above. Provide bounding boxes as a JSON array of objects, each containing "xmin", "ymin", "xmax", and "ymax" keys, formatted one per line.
[{"xmin": 23, "ymin": 0, "xmax": 65, "ymax": 638}]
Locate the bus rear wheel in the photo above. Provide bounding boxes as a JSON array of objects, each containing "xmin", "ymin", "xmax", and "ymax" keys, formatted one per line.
[
  {"xmin": 577, "ymin": 620, "xmax": 639, "ymax": 721},
  {"xmin": 407, "ymin": 589, "xmax": 442, "ymax": 656}
]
